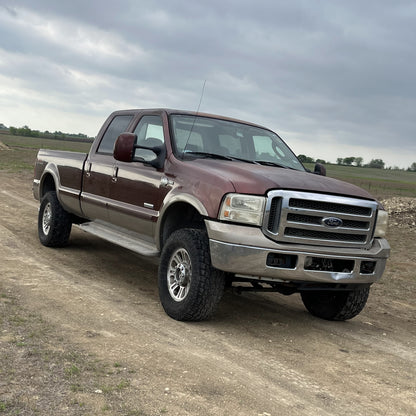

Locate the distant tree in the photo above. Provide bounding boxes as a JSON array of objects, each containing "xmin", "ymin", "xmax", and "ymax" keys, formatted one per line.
[
  {"xmin": 18, "ymin": 126, "xmax": 32, "ymax": 136},
  {"xmin": 315, "ymin": 159, "xmax": 326, "ymax": 164},
  {"xmin": 408, "ymin": 162, "xmax": 416, "ymax": 172},
  {"xmin": 355, "ymin": 157, "xmax": 363, "ymax": 167},
  {"xmin": 336, "ymin": 158, "xmax": 344, "ymax": 165},
  {"xmin": 343, "ymin": 157, "xmax": 355, "ymax": 166},
  {"xmin": 298, "ymin": 154, "xmax": 315, "ymax": 163},
  {"xmin": 367, "ymin": 159, "xmax": 385, "ymax": 169}
]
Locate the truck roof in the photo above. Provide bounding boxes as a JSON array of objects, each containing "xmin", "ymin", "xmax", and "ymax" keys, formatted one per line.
[{"xmin": 108, "ymin": 108, "xmax": 269, "ymax": 130}]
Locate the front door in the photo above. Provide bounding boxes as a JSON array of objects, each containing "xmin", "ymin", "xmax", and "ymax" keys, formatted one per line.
[{"xmin": 108, "ymin": 115, "xmax": 171, "ymax": 240}]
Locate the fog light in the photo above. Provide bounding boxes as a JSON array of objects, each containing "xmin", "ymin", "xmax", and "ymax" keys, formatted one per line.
[
  {"xmin": 360, "ymin": 261, "xmax": 376, "ymax": 274},
  {"xmin": 266, "ymin": 253, "xmax": 297, "ymax": 269}
]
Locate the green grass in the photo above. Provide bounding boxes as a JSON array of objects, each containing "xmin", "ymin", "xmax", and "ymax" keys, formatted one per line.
[
  {"xmin": 1, "ymin": 133, "xmax": 92, "ymax": 152},
  {"xmin": 0, "ymin": 134, "xmax": 92, "ymax": 173},
  {"xmin": 304, "ymin": 163, "xmax": 416, "ymax": 199}
]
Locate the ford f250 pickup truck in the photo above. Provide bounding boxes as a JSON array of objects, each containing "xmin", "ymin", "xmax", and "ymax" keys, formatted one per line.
[{"xmin": 33, "ymin": 108, "xmax": 390, "ymax": 321}]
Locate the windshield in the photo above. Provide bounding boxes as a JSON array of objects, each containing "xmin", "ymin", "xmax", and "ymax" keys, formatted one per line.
[{"xmin": 170, "ymin": 114, "xmax": 305, "ymax": 171}]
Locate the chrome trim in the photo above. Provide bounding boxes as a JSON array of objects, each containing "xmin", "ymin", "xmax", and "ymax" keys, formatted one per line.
[
  {"xmin": 205, "ymin": 219, "xmax": 390, "ymax": 284},
  {"xmin": 263, "ymin": 190, "xmax": 378, "ymax": 249},
  {"xmin": 209, "ymin": 239, "xmax": 389, "ymax": 284}
]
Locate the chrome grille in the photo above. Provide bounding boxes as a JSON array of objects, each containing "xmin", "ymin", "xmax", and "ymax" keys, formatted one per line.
[
  {"xmin": 286, "ymin": 213, "xmax": 370, "ymax": 229},
  {"xmin": 289, "ymin": 199, "xmax": 372, "ymax": 216},
  {"xmin": 263, "ymin": 190, "xmax": 378, "ymax": 248}
]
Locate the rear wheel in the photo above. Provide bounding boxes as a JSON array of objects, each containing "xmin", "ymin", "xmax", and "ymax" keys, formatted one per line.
[
  {"xmin": 38, "ymin": 191, "xmax": 72, "ymax": 247},
  {"xmin": 301, "ymin": 287, "xmax": 370, "ymax": 321},
  {"xmin": 158, "ymin": 228, "xmax": 225, "ymax": 321}
]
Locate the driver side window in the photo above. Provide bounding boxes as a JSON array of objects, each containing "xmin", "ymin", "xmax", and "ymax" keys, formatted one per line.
[{"xmin": 133, "ymin": 115, "xmax": 165, "ymax": 161}]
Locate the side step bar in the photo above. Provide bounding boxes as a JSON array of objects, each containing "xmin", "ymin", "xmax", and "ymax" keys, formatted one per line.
[{"xmin": 76, "ymin": 221, "xmax": 159, "ymax": 257}]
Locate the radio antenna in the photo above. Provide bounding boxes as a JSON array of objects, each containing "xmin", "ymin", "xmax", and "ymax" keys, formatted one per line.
[
  {"xmin": 196, "ymin": 79, "xmax": 206, "ymax": 114},
  {"xmin": 182, "ymin": 80, "xmax": 206, "ymax": 159}
]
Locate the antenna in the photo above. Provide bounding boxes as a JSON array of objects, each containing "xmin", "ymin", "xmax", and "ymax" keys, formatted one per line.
[
  {"xmin": 196, "ymin": 79, "xmax": 206, "ymax": 114},
  {"xmin": 182, "ymin": 80, "xmax": 206, "ymax": 159}
]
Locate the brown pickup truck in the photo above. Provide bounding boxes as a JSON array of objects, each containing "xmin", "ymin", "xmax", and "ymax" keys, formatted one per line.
[{"xmin": 33, "ymin": 109, "xmax": 390, "ymax": 321}]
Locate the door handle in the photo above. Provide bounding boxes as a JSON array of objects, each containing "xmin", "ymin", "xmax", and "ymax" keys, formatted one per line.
[
  {"xmin": 112, "ymin": 166, "xmax": 119, "ymax": 183},
  {"xmin": 85, "ymin": 162, "xmax": 92, "ymax": 177}
]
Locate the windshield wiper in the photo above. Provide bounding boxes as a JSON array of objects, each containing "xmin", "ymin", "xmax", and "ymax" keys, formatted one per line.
[
  {"xmin": 183, "ymin": 151, "xmax": 259, "ymax": 164},
  {"xmin": 183, "ymin": 151, "xmax": 234, "ymax": 160},
  {"xmin": 227, "ymin": 156, "xmax": 260, "ymax": 164},
  {"xmin": 255, "ymin": 160, "xmax": 295, "ymax": 169}
]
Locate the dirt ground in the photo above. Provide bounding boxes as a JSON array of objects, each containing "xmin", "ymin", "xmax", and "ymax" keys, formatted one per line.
[{"xmin": 0, "ymin": 171, "xmax": 415, "ymax": 416}]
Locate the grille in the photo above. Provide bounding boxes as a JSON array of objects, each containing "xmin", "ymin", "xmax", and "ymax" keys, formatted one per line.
[
  {"xmin": 285, "ymin": 228, "xmax": 367, "ymax": 242},
  {"xmin": 289, "ymin": 199, "xmax": 372, "ymax": 216},
  {"xmin": 286, "ymin": 213, "xmax": 370, "ymax": 229},
  {"xmin": 267, "ymin": 197, "xmax": 282, "ymax": 233},
  {"xmin": 263, "ymin": 190, "xmax": 378, "ymax": 248}
]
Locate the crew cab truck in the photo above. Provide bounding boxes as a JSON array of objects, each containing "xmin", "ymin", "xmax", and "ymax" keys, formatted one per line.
[{"xmin": 33, "ymin": 109, "xmax": 390, "ymax": 321}]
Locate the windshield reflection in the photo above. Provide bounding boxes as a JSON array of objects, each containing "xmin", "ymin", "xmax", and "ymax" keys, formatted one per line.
[{"xmin": 170, "ymin": 114, "xmax": 305, "ymax": 171}]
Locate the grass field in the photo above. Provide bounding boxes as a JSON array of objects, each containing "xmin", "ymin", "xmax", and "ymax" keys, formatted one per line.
[
  {"xmin": 0, "ymin": 134, "xmax": 92, "ymax": 172},
  {"xmin": 304, "ymin": 163, "xmax": 416, "ymax": 199},
  {"xmin": 0, "ymin": 134, "xmax": 414, "ymax": 199}
]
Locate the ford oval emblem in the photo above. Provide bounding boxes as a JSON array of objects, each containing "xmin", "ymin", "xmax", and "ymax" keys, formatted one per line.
[{"xmin": 322, "ymin": 217, "xmax": 343, "ymax": 227}]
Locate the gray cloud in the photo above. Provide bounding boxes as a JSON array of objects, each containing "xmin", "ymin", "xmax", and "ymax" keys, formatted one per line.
[{"xmin": 0, "ymin": 0, "xmax": 415, "ymax": 167}]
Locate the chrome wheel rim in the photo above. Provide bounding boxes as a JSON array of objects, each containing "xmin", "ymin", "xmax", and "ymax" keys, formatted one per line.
[
  {"xmin": 42, "ymin": 202, "xmax": 52, "ymax": 235},
  {"xmin": 167, "ymin": 248, "xmax": 192, "ymax": 302}
]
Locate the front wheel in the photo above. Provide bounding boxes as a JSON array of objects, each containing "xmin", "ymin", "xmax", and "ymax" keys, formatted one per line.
[
  {"xmin": 38, "ymin": 191, "xmax": 72, "ymax": 247},
  {"xmin": 158, "ymin": 229, "xmax": 225, "ymax": 321},
  {"xmin": 301, "ymin": 287, "xmax": 370, "ymax": 321}
]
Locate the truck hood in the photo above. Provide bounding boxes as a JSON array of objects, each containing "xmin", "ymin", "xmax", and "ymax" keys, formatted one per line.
[{"xmin": 191, "ymin": 159, "xmax": 375, "ymax": 200}]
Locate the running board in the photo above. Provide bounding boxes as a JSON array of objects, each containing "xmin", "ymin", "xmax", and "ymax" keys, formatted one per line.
[{"xmin": 76, "ymin": 221, "xmax": 159, "ymax": 257}]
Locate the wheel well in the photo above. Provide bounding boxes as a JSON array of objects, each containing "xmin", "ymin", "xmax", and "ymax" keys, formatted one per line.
[
  {"xmin": 160, "ymin": 202, "xmax": 206, "ymax": 248},
  {"xmin": 40, "ymin": 173, "xmax": 56, "ymax": 199}
]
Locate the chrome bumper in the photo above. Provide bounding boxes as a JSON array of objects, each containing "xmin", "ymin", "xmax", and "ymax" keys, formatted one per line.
[{"xmin": 205, "ymin": 220, "xmax": 390, "ymax": 285}]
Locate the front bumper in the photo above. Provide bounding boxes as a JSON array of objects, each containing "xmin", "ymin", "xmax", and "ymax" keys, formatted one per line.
[{"xmin": 206, "ymin": 220, "xmax": 390, "ymax": 284}]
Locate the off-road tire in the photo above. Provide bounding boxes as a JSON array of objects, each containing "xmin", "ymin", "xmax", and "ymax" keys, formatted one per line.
[
  {"xmin": 301, "ymin": 287, "xmax": 370, "ymax": 321},
  {"xmin": 38, "ymin": 191, "xmax": 72, "ymax": 247},
  {"xmin": 158, "ymin": 228, "xmax": 225, "ymax": 321}
]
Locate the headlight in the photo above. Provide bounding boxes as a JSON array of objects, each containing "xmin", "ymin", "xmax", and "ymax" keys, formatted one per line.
[
  {"xmin": 219, "ymin": 194, "xmax": 265, "ymax": 226},
  {"xmin": 374, "ymin": 210, "xmax": 388, "ymax": 238}
]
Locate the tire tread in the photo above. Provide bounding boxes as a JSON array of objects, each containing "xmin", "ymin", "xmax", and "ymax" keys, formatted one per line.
[
  {"xmin": 301, "ymin": 287, "xmax": 370, "ymax": 321},
  {"xmin": 158, "ymin": 228, "xmax": 224, "ymax": 321},
  {"xmin": 38, "ymin": 191, "xmax": 72, "ymax": 247}
]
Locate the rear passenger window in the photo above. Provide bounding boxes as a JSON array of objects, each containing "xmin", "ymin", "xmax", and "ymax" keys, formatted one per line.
[{"xmin": 97, "ymin": 115, "xmax": 133, "ymax": 154}]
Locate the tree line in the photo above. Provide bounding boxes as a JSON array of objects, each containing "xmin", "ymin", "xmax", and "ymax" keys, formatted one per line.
[
  {"xmin": 7, "ymin": 125, "xmax": 94, "ymax": 142},
  {"xmin": 298, "ymin": 154, "xmax": 416, "ymax": 172}
]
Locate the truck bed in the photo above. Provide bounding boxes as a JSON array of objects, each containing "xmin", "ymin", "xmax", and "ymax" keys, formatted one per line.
[{"xmin": 33, "ymin": 149, "xmax": 87, "ymax": 215}]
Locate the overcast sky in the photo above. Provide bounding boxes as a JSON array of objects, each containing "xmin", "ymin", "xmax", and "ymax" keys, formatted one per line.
[{"xmin": 1, "ymin": 0, "xmax": 415, "ymax": 168}]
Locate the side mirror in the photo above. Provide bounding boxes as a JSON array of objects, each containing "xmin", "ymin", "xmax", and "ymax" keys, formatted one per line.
[
  {"xmin": 137, "ymin": 143, "xmax": 166, "ymax": 170},
  {"xmin": 114, "ymin": 132, "xmax": 136, "ymax": 162},
  {"xmin": 113, "ymin": 133, "xmax": 166, "ymax": 170},
  {"xmin": 314, "ymin": 163, "xmax": 326, "ymax": 176}
]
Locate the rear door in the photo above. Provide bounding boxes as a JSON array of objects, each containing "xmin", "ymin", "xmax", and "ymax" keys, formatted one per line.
[{"xmin": 81, "ymin": 113, "xmax": 134, "ymax": 221}]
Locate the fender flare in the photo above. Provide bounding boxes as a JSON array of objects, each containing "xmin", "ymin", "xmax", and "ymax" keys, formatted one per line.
[
  {"xmin": 39, "ymin": 163, "xmax": 61, "ymax": 200},
  {"xmin": 155, "ymin": 192, "xmax": 209, "ymax": 250}
]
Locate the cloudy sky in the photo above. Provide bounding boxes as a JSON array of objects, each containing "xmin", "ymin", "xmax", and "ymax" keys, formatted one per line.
[{"xmin": 1, "ymin": 0, "xmax": 415, "ymax": 168}]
